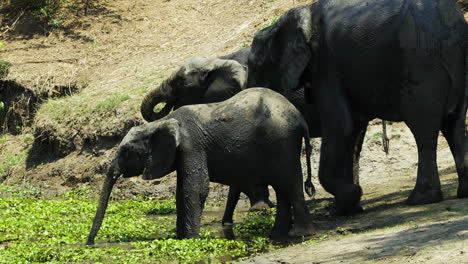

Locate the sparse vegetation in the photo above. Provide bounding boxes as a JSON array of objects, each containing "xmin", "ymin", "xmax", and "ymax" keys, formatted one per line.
[
  {"xmin": 0, "ymin": 61, "xmax": 11, "ymax": 80},
  {"xmin": 3, "ymin": 0, "xmax": 103, "ymax": 33},
  {"xmin": 0, "ymin": 150, "xmax": 28, "ymax": 181},
  {"xmin": 370, "ymin": 131, "xmax": 383, "ymax": 141},
  {"xmin": 264, "ymin": 16, "xmax": 279, "ymax": 28}
]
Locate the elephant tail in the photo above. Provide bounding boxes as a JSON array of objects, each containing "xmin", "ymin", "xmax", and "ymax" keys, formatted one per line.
[{"xmin": 301, "ymin": 119, "xmax": 315, "ymax": 198}]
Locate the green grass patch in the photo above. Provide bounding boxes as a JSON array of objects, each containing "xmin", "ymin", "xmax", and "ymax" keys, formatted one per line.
[
  {"xmin": 93, "ymin": 94, "xmax": 130, "ymax": 112},
  {"xmin": 35, "ymin": 70, "xmax": 163, "ymax": 126}
]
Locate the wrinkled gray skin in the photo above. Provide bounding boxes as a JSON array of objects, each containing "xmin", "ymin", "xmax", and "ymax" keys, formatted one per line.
[
  {"xmin": 244, "ymin": 0, "xmax": 467, "ymax": 214},
  {"xmin": 140, "ymin": 55, "xmax": 316, "ymax": 225},
  {"xmin": 87, "ymin": 88, "xmax": 314, "ymax": 243},
  {"xmin": 140, "ymin": 54, "xmax": 319, "ymax": 224},
  {"xmin": 142, "ymin": 0, "xmax": 468, "ymax": 217},
  {"xmin": 140, "ymin": 56, "xmax": 248, "ymax": 122}
]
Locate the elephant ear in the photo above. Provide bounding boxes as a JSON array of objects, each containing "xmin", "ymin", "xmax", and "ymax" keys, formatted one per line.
[
  {"xmin": 142, "ymin": 119, "xmax": 180, "ymax": 180},
  {"xmin": 247, "ymin": 5, "xmax": 319, "ymax": 97},
  {"xmin": 185, "ymin": 57, "xmax": 248, "ymax": 102}
]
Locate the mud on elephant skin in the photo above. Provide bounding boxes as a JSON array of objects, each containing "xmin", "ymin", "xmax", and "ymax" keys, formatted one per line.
[
  {"xmin": 87, "ymin": 88, "xmax": 315, "ymax": 243},
  {"xmin": 140, "ymin": 54, "xmax": 317, "ymax": 222},
  {"xmin": 247, "ymin": 0, "xmax": 467, "ymax": 213},
  {"xmin": 139, "ymin": 56, "xmax": 280, "ymax": 221}
]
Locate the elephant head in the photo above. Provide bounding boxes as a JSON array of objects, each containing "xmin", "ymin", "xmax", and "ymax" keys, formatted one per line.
[
  {"xmin": 247, "ymin": 5, "xmax": 319, "ymax": 100},
  {"xmin": 117, "ymin": 119, "xmax": 180, "ymax": 180},
  {"xmin": 140, "ymin": 57, "xmax": 248, "ymax": 122},
  {"xmin": 87, "ymin": 119, "xmax": 180, "ymax": 245}
]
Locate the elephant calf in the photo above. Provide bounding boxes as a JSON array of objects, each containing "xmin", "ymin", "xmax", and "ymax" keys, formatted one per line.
[{"xmin": 87, "ymin": 88, "xmax": 314, "ymax": 244}]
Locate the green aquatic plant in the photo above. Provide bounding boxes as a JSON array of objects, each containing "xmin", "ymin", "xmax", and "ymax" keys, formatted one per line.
[{"xmin": 0, "ymin": 189, "xmax": 255, "ymax": 263}]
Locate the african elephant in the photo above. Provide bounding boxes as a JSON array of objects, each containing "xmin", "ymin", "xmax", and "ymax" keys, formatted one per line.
[
  {"xmin": 139, "ymin": 52, "xmax": 321, "ymax": 223},
  {"xmin": 140, "ymin": 51, "xmax": 320, "ymax": 136},
  {"xmin": 87, "ymin": 88, "xmax": 314, "ymax": 244},
  {"xmin": 140, "ymin": 56, "xmax": 248, "ymax": 122},
  {"xmin": 245, "ymin": 1, "xmax": 467, "ymax": 214},
  {"xmin": 140, "ymin": 57, "xmax": 277, "ymax": 225}
]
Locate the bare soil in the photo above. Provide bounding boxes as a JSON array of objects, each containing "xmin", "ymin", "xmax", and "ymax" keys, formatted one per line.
[
  {"xmin": 1, "ymin": 0, "xmax": 314, "ymax": 192},
  {"xmin": 0, "ymin": 1, "xmax": 467, "ymax": 263},
  {"xmin": 239, "ymin": 123, "xmax": 468, "ymax": 264}
]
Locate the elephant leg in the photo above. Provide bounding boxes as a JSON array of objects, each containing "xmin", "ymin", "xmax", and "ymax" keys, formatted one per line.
[
  {"xmin": 352, "ymin": 122, "xmax": 368, "ymax": 185},
  {"xmin": 317, "ymin": 65, "xmax": 362, "ymax": 215},
  {"xmin": 270, "ymin": 187, "xmax": 291, "ymax": 238},
  {"xmin": 402, "ymin": 54, "xmax": 450, "ymax": 205},
  {"xmin": 222, "ymin": 186, "xmax": 241, "ymax": 225},
  {"xmin": 175, "ymin": 154, "xmax": 210, "ymax": 238},
  {"xmin": 287, "ymin": 168, "xmax": 314, "ymax": 237},
  {"xmin": 441, "ymin": 108, "xmax": 468, "ymax": 198},
  {"xmin": 405, "ymin": 126, "xmax": 442, "ymax": 205}
]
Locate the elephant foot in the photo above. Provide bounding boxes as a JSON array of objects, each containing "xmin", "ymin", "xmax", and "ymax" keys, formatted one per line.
[
  {"xmin": 406, "ymin": 188, "xmax": 443, "ymax": 205},
  {"xmin": 288, "ymin": 222, "xmax": 314, "ymax": 237},
  {"xmin": 249, "ymin": 201, "xmax": 273, "ymax": 211},
  {"xmin": 334, "ymin": 184, "xmax": 363, "ymax": 216}
]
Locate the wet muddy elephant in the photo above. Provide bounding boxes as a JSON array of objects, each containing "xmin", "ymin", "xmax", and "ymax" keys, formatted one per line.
[
  {"xmin": 244, "ymin": 0, "xmax": 467, "ymax": 214},
  {"xmin": 87, "ymin": 88, "xmax": 314, "ymax": 244},
  {"xmin": 140, "ymin": 55, "xmax": 316, "ymax": 224}
]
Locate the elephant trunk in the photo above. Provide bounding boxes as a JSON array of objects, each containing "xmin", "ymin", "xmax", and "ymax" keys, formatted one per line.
[
  {"xmin": 140, "ymin": 81, "xmax": 175, "ymax": 122},
  {"xmin": 86, "ymin": 160, "xmax": 121, "ymax": 245}
]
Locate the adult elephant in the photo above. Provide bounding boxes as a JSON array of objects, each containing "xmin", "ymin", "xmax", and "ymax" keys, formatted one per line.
[{"xmin": 245, "ymin": 0, "xmax": 467, "ymax": 214}]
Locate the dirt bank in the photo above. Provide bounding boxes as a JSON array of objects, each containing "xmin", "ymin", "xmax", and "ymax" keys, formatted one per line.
[{"xmin": 0, "ymin": 0, "xmax": 315, "ymax": 190}]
